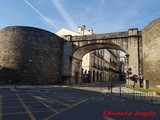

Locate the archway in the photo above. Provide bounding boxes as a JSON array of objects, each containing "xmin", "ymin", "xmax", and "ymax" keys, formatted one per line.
[
  {"xmin": 73, "ymin": 43, "xmax": 126, "ymax": 60},
  {"xmin": 62, "ymin": 28, "xmax": 142, "ymax": 85},
  {"xmin": 71, "ymin": 43, "xmax": 127, "ymax": 84}
]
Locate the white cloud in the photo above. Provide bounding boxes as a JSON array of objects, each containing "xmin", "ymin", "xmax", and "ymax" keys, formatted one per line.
[
  {"xmin": 52, "ymin": 0, "xmax": 77, "ymax": 30},
  {"xmin": 24, "ymin": 0, "xmax": 58, "ymax": 30}
]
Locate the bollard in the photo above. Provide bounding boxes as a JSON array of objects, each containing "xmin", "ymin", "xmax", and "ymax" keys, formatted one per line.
[
  {"xmin": 110, "ymin": 85, "xmax": 112, "ymax": 94},
  {"xmin": 108, "ymin": 85, "xmax": 110, "ymax": 92},
  {"xmin": 119, "ymin": 87, "xmax": 121, "ymax": 96},
  {"xmin": 143, "ymin": 79, "xmax": 149, "ymax": 89},
  {"xmin": 151, "ymin": 93, "xmax": 153, "ymax": 104}
]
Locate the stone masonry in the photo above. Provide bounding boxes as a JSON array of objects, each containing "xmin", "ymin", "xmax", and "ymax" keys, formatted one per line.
[
  {"xmin": 0, "ymin": 18, "xmax": 160, "ymax": 87},
  {"xmin": 0, "ymin": 26, "xmax": 65, "ymax": 84},
  {"xmin": 63, "ymin": 18, "xmax": 160, "ymax": 88},
  {"xmin": 66, "ymin": 29, "xmax": 142, "ymax": 85},
  {"xmin": 142, "ymin": 18, "xmax": 160, "ymax": 87}
]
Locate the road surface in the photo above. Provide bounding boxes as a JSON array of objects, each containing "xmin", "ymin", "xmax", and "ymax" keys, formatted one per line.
[{"xmin": 0, "ymin": 87, "xmax": 159, "ymax": 120}]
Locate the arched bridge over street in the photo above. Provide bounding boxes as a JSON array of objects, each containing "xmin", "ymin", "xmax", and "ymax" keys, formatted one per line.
[{"xmin": 63, "ymin": 28, "xmax": 143, "ymax": 84}]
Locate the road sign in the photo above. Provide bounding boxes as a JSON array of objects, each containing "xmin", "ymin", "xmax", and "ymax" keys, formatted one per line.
[{"xmin": 124, "ymin": 65, "xmax": 128, "ymax": 73}]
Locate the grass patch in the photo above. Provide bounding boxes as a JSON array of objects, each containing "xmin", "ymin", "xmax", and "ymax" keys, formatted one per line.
[{"xmin": 133, "ymin": 88, "xmax": 160, "ymax": 95}]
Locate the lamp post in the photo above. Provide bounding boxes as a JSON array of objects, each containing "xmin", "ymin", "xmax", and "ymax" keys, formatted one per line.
[{"xmin": 125, "ymin": 54, "xmax": 129, "ymax": 87}]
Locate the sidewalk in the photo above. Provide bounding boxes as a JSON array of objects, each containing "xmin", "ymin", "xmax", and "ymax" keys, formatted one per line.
[
  {"xmin": 109, "ymin": 86, "xmax": 160, "ymax": 105},
  {"xmin": 69, "ymin": 82, "xmax": 160, "ymax": 106},
  {"xmin": 1, "ymin": 83, "xmax": 160, "ymax": 106}
]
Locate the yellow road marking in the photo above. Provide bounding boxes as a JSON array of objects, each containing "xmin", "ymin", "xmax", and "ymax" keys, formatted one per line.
[
  {"xmin": 29, "ymin": 94, "xmax": 59, "ymax": 114},
  {"xmin": 2, "ymin": 100, "xmax": 37, "ymax": 106},
  {"xmin": 58, "ymin": 96, "xmax": 78, "ymax": 103},
  {"xmin": 10, "ymin": 88, "xmax": 17, "ymax": 92},
  {"xmin": 70, "ymin": 99, "xmax": 87, "ymax": 108},
  {"xmin": 1, "ymin": 110, "xmax": 53, "ymax": 116},
  {"xmin": 44, "ymin": 99, "xmax": 88, "ymax": 120},
  {"xmin": 42, "ymin": 95, "xmax": 71, "ymax": 107},
  {"xmin": 4, "ymin": 93, "xmax": 28, "ymax": 96},
  {"xmin": 16, "ymin": 94, "xmax": 36, "ymax": 120},
  {"xmin": 1, "ymin": 111, "xmax": 26, "ymax": 116},
  {"xmin": 3, "ymin": 94, "xmax": 17, "ymax": 96},
  {"xmin": 0, "ymin": 95, "xmax": 2, "ymax": 120}
]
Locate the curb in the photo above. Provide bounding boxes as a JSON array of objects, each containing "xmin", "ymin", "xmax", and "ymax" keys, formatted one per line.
[{"xmin": 105, "ymin": 93, "xmax": 160, "ymax": 106}]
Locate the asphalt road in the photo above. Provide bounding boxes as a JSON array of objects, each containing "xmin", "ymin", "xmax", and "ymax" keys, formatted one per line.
[{"xmin": 0, "ymin": 87, "xmax": 160, "ymax": 120}]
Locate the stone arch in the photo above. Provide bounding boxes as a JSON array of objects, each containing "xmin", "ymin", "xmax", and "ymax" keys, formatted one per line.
[
  {"xmin": 63, "ymin": 28, "xmax": 142, "ymax": 85},
  {"xmin": 73, "ymin": 43, "xmax": 126, "ymax": 60},
  {"xmin": 70, "ymin": 42, "xmax": 127, "ymax": 84},
  {"xmin": 70, "ymin": 29, "xmax": 142, "ymax": 84}
]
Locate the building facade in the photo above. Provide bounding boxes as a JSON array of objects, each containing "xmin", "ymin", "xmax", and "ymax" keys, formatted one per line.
[
  {"xmin": 120, "ymin": 56, "xmax": 127, "ymax": 81},
  {"xmin": 108, "ymin": 49, "xmax": 120, "ymax": 82},
  {"xmin": 89, "ymin": 49, "xmax": 110, "ymax": 82}
]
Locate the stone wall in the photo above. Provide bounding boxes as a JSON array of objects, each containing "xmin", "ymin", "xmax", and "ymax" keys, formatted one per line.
[
  {"xmin": 127, "ymin": 29, "xmax": 140, "ymax": 77},
  {"xmin": 0, "ymin": 26, "xmax": 65, "ymax": 84},
  {"xmin": 142, "ymin": 18, "xmax": 160, "ymax": 87}
]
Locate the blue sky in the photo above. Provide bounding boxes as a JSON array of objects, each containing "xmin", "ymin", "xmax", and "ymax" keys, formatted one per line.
[{"xmin": 0, "ymin": 0, "xmax": 160, "ymax": 34}]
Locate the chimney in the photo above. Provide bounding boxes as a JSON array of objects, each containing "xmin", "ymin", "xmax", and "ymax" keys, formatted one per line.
[
  {"xmin": 77, "ymin": 25, "xmax": 86, "ymax": 35},
  {"xmin": 90, "ymin": 29, "xmax": 93, "ymax": 34},
  {"xmin": 82, "ymin": 25, "xmax": 86, "ymax": 30}
]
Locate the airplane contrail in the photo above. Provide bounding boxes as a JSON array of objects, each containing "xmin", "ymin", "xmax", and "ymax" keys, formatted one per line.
[
  {"xmin": 52, "ymin": 0, "xmax": 77, "ymax": 30},
  {"xmin": 24, "ymin": 0, "xmax": 59, "ymax": 30}
]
